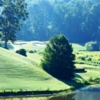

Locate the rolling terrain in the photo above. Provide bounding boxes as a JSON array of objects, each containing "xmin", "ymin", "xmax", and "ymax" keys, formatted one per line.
[
  {"xmin": 0, "ymin": 41, "xmax": 100, "ymax": 91},
  {"xmin": 0, "ymin": 47, "xmax": 70, "ymax": 91}
]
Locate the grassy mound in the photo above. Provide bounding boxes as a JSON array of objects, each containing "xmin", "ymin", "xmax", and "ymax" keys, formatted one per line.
[
  {"xmin": 1, "ymin": 42, "xmax": 100, "ymax": 92},
  {"xmin": 0, "ymin": 47, "xmax": 70, "ymax": 91}
]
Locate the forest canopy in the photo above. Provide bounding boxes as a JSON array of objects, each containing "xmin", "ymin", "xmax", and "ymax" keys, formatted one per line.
[{"xmin": 16, "ymin": 0, "xmax": 100, "ymax": 44}]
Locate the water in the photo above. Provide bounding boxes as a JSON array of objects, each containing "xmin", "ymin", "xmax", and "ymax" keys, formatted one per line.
[
  {"xmin": 0, "ymin": 97, "xmax": 49, "ymax": 100},
  {"xmin": 0, "ymin": 93, "xmax": 75, "ymax": 100},
  {"xmin": 1, "ymin": 84, "xmax": 100, "ymax": 100}
]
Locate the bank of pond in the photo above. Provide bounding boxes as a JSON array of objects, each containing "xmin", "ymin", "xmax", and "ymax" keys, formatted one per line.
[{"xmin": 0, "ymin": 84, "xmax": 100, "ymax": 100}]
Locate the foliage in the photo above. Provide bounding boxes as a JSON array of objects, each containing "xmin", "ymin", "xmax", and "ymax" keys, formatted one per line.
[
  {"xmin": 85, "ymin": 41, "xmax": 99, "ymax": 51},
  {"xmin": 80, "ymin": 56, "xmax": 86, "ymax": 61},
  {"xmin": 85, "ymin": 42, "xmax": 93, "ymax": 51},
  {"xmin": 16, "ymin": 0, "xmax": 100, "ymax": 44},
  {"xmin": 0, "ymin": 47, "xmax": 72, "ymax": 91},
  {"xmin": 86, "ymin": 57, "xmax": 92, "ymax": 61},
  {"xmin": 75, "ymin": 51, "xmax": 100, "ymax": 66},
  {"xmin": 29, "ymin": 50, "xmax": 37, "ymax": 53},
  {"xmin": 88, "ymin": 77, "xmax": 100, "ymax": 84},
  {"xmin": 0, "ymin": 0, "xmax": 28, "ymax": 49},
  {"xmin": 72, "ymin": 79, "xmax": 91, "ymax": 90},
  {"xmin": 1, "ymin": 41, "xmax": 100, "ymax": 92},
  {"xmin": 16, "ymin": 49, "xmax": 27, "ymax": 57},
  {"xmin": 86, "ymin": 3, "xmax": 100, "ymax": 42},
  {"xmin": 41, "ymin": 34, "xmax": 76, "ymax": 80}
]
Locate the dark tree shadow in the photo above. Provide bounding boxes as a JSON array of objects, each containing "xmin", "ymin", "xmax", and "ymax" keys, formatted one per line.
[
  {"xmin": 48, "ymin": 73, "xmax": 88, "ymax": 100},
  {"xmin": 50, "ymin": 72, "xmax": 86, "ymax": 88},
  {"xmin": 75, "ymin": 68, "xmax": 87, "ymax": 73}
]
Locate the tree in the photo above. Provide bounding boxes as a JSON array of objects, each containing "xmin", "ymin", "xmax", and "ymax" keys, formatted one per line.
[
  {"xmin": 85, "ymin": 41, "xmax": 100, "ymax": 51},
  {"xmin": 16, "ymin": 48, "xmax": 27, "ymax": 57},
  {"xmin": 0, "ymin": 0, "xmax": 28, "ymax": 49},
  {"xmin": 52, "ymin": 0, "xmax": 93, "ymax": 43},
  {"xmin": 28, "ymin": 0, "xmax": 54, "ymax": 40},
  {"xmin": 41, "ymin": 34, "xmax": 75, "ymax": 80},
  {"xmin": 86, "ymin": 3, "xmax": 100, "ymax": 42},
  {"xmin": 0, "ymin": 0, "xmax": 3, "ymax": 6}
]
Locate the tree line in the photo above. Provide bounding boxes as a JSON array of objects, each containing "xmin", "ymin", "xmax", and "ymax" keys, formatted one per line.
[
  {"xmin": 17, "ymin": 0, "xmax": 100, "ymax": 44},
  {"xmin": 0, "ymin": 0, "xmax": 100, "ymax": 46}
]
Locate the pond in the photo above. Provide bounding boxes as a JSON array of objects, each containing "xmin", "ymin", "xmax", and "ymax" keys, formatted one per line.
[
  {"xmin": 1, "ymin": 84, "xmax": 100, "ymax": 100},
  {"xmin": 0, "ymin": 93, "xmax": 75, "ymax": 100},
  {"xmin": 0, "ymin": 91, "xmax": 75, "ymax": 100}
]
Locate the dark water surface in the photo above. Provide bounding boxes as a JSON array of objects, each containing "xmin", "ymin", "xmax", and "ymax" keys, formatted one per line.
[{"xmin": 1, "ymin": 84, "xmax": 100, "ymax": 100}]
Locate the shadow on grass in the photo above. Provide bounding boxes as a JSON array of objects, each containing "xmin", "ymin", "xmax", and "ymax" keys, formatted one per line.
[
  {"xmin": 75, "ymin": 68, "xmax": 87, "ymax": 73},
  {"xmin": 48, "ymin": 73, "xmax": 90, "ymax": 100},
  {"xmin": 51, "ymin": 72, "xmax": 90, "ymax": 91}
]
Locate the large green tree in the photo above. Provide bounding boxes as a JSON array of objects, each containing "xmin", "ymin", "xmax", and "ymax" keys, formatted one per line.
[
  {"xmin": 0, "ymin": 0, "xmax": 28, "ymax": 49},
  {"xmin": 41, "ymin": 34, "xmax": 75, "ymax": 80}
]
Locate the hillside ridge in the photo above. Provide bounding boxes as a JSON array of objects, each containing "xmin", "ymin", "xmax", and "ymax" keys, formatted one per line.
[{"xmin": 0, "ymin": 47, "xmax": 70, "ymax": 91}]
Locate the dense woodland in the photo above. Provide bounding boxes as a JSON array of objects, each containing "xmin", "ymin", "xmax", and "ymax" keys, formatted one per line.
[
  {"xmin": 15, "ymin": 0, "xmax": 100, "ymax": 43},
  {"xmin": 0, "ymin": 0, "xmax": 100, "ymax": 43}
]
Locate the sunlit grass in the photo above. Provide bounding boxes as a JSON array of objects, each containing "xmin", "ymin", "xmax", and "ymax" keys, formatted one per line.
[
  {"xmin": 75, "ymin": 51, "xmax": 100, "ymax": 66},
  {"xmin": 0, "ymin": 41, "xmax": 100, "ymax": 92},
  {"xmin": 18, "ymin": 42, "xmax": 100, "ymax": 80},
  {"xmin": 0, "ymin": 47, "xmax": 70, "ymax": 91}
]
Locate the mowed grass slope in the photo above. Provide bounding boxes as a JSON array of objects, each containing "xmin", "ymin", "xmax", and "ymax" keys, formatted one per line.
[
  {"xmin": 15, "ymin": 42, "xmax": 100, "ymax": 81},
  {"xmin": 0, "ymin": 47, "xmax": 70, "ymax": 91}
]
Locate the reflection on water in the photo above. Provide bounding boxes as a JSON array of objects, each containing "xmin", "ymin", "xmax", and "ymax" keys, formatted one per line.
[
  {"xmin": 0, "ymin": 93, "xmax": 75, "ymax": 100},
  {"xmin": 0, "ymin": 92, "xmax": 100, "ymax": 100},
  {"xmin": 0, "ymin": 92, "xmax": 99, "ymax": 100},
  {"xmin": 0, "ymin": 97, "xmax": 49, "ymax": 100},
  {"xmin": 74, "ymin": 84, "xmax": 100, "ymax": 100},
  {"xmin": 1, "ymin": 84, "xmax": 100, "ymax": 100}
]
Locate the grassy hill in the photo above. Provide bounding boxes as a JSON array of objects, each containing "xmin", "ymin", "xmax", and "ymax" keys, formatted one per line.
[
  {"xmin": 0, "ymin": 47, "xmax": 70, "ymax": 91},
  {"xmin": 0, "ymin": 42, "xmax": 100, "ymax": 92}
]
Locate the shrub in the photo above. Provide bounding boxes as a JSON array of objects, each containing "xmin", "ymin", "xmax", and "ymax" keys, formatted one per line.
[
  {"xmin": 38, "ymin": 52, "xmax": 43, "ymax": 55},
  {"xmin": 77, "ymin": 56, "xmax": 86, "ymax": 60},
  {"xmin": 85, "ymin": 41, "xmax": 99, "ymax": 51},
  {"xmin": 29, "ymin": 50, "xmax": 37, "ymax": 53},
  {"xmin": 87, "ymin": 57, "xmax": 92, "ymax": 61},
  {"xmin": 16, "ymin": 49, "xmax": 27, "ymax": 57},
  {"xmin": 81, "ymin": 57, "xmax": 85, "ymax": 60},
  {"xmin": 29, "ymin": 50, "xmax": 34, "ymax": 53},
  {"xmin": 98, "ymin": 58, "xmax": 100, "ymax": 61},
  {"xmin": 41, "ymin": 34, "xmax": 76, "ymax": 80},
  {"xmin": 88, "ymin": 77, "xmax": 100, "ymax": 84}
]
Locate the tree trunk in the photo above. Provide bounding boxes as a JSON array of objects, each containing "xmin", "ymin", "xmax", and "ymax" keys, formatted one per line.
[
  {"xmin": 4, "ymin": 39, "xmax": 8, "ymax": 49},
  {"xmin": 4, "ymin": 31, "xmax": 8, "ymax": 49},
  {"xmin": 4, "ymin": 20, "xmax": 8, "ymax": 49}
]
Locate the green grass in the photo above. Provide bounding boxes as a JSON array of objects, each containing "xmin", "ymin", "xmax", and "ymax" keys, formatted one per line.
[
  {"xmin": 0, "ymin": 41, "xmax": 100, "ymax": 92},
  {"xmin": 13, "ymin": 41, "xmax": 44, "ymax": 63},
  {"xmin": 0, "ymin": 47, "xmax": 70, "ymax": 91},
  {"xmin": 14, "ymin": 42, "xmax": 100, "ymax": 80},
  {"xmin": 75, "ymin": 51, "xmax": 100, "ymax": 66},
  {"xmin": 72, "ymin": 43, "xmax": 85, "ymax": 51},
  {"xmin": 71, "ymin": 43, "xmax": 100, "ymax": 80},
  {"xmin": 71, "ymin": 43, "xmax": 100, "ymax": 66}
]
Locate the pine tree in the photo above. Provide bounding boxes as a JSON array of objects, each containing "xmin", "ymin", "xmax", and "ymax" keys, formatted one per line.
[
  {"xmin": 41, "ymin": 34, "xmax": 76, "ymax": 80},
  {"xmin": 0, "ymin": 0, "xmax": 28, "ymax": 49}
]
